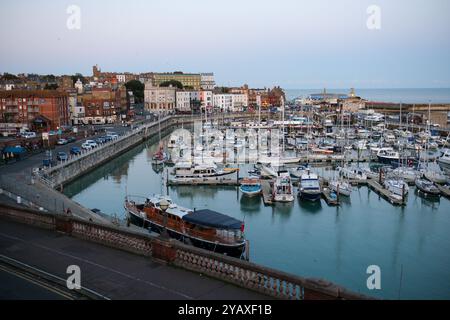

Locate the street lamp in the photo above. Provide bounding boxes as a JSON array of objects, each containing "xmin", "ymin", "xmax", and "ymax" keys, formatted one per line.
[{"xmin": 159, "ymin": 199, "xmax": 170, "ymax": 238}]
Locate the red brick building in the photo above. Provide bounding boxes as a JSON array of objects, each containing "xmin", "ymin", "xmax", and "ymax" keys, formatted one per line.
[
  {"xmin": 79, "ymin": 87, "xmax": 123, "ymax": 124},
  {"xmin": 0, "ymin": 90, "xmax": 69, "ymax": 131}
]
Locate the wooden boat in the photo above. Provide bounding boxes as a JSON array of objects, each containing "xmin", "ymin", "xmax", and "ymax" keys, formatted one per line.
[
  {"xmin": 239, "ymin": 178, "xmax": 262, "ymax": 197},
  {"xmin": 125, "ymin": 195, "xmax": 246, "ymax": 257}
]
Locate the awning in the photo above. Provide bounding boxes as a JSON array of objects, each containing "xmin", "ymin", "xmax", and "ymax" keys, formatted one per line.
[
  {"xmin": 182, "ymin": 209, "xmax": 242, "ymax": 230},
  {"xmin": 2, "ymin": 146, "xmax": 26, "ymax": 154}
]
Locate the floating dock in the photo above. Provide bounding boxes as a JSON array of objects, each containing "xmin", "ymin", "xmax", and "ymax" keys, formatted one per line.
[
  {"xmin": 321, "ymin": 188, "xmax": 339, "ymax": 206},
  {"xmin": 367, "ymin": 179, "xmax": 406, "ymax": 206},
  {"xmin": 261, "ymin": 180, "xmax": 274, "ymax": 205},
  {"xmin": 167, "ymin": 178, "xmax": 240, "ymax": 186},
  {"xmin": 436, "ymin": 184, "xmax": 450, "ymax": 198}
]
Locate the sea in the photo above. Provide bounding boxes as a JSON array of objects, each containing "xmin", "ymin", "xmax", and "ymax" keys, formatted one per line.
[{"xmin": 285, "ymin": 88, "xmax": 450, "ymax": 104}]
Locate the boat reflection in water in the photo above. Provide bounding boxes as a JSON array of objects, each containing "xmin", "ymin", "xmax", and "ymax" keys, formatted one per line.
[
  {"xmin": 125, "ymin": 194, "xmax": 246, "ymax": 257},
  {"xmin": 239, "ymin": 195, "xmax": 262, "ymax": 214},
  {"xmin": 297, "ymin": 197, "xmax": 323, "ymax": 214}
]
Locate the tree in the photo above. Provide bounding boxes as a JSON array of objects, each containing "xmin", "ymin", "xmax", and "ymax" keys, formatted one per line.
[
  {"xmin": 44, "ymin": 83, "xmax": 59, "ymax": 90},
  {"xmin": 2, "ymin": 73, "xmax": 18, "ymax": 81},
  {"xmin": 159, "ymin": 80, "xmax": 183, "ymax": 89},
  {"xmin": 125, "ymin": 80, "xmax": 144, "ymax": 103},
  {"xmin": 71, "ymin": 73, "xmax": 86, "ymax": 84}
]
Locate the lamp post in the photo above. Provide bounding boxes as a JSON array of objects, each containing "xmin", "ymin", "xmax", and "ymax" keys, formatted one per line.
[{"xmin": 159, "ymin": 199, "xmax": 170, "ymax": 238}]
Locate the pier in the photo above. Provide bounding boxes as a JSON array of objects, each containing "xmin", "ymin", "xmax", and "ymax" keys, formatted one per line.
[
  {"xmin": 436, "ymin": 184, "xmax": 450, "ymax": 198},
  {"xmin": 261, "ymin": 180, "xmax": 274, "ymax": 205},
  {"xmin": 367, "ymin": 179, "xmax": 407, "ymax": 206},
  {"xmin": 321, "ymin": 188, "xmax": 339, "ymax": 206}
]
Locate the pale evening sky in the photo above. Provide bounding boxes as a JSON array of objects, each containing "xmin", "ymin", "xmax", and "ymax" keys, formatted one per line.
[{"xmin": 0, "ymin": 0, "xmax": 449, "ymax": 89}]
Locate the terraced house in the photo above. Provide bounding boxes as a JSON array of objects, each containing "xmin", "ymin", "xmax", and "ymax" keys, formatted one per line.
[{"xmin": 0, "ymin": 90, "xmax": 69, "ymax": 134}]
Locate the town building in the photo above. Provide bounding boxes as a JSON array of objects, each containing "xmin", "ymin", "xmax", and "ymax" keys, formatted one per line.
[
  {"xmin": 144, "ymin": 83, "xmax": 176, "ymax": 113},
  {"xmin": 79, "ymin": 87, "xmax": 122, "ymax": 124},
  {"xmin": 151, "ymin": 72, "xmax": 201, "ymax": 90},
  {"xmin": 200, "ymin": 91, "xmax": 213, "ymax": 113},
  {"xmin": 200, "ymin": 73, "xmax": 215, "ymax": 90},
  {"xmin": 213, "ymin": 94, "xmax": 233, "ymax": 112},
  {"xmin": 0, "ymin": 90, "xmax": 69, "ymax": 131}
]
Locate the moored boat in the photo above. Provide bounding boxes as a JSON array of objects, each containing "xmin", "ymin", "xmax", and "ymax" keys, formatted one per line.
[
  {"xmin": 239, "ymin": 178, "xmax": 262, "ymax": 197},
  {"xmin": 329, "ymin": 179, "xmax": 352, "ymax": 197},
  {"xmin": 298, "ymin": 170, "xmax": 322, "ymax": 201},
  {"xmin": 170, "ymin": 162, "xmax": 238, "ymax": 184},
  {"xmin": 272, "ymin": 171, "xmax": 294, "ymax": 202},
  {"xmin": 415, "ymin": 179, "xmax": 440, "ymax": 196},
  {"xmin": 384, "ymin": 178, "xmax": 409, "ymax": 197},
  {"xmin": 124, "ymin": 195, "xmax": 246, "ymax": 257},
  {"xmin": 377, "ymin": 149, "xmax": 400, "ymax": 164}
]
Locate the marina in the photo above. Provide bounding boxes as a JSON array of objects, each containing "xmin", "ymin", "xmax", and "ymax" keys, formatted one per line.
[{"xmin": 63, "ymin": 120, "xmax": 450, "ymax": 299}]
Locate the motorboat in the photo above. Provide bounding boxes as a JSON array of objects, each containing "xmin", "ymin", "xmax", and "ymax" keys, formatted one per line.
[
  {"xmin": 239, "ymin": 178, "xmax": 262, "ymax": 197},
  {"xmin": 298, "ymin": 170, "xmax": 322, "ymax": 202},
  {"xmin": 377, "ymin": 149, "xmax": 400, "ymax": 164},
  {"xmin": 170, "ymin": 162, "xmax": 238, "ymax": 184},
  {"xmin": 272, "ymin": 171, "xmax": 294, "ymax": 202}
]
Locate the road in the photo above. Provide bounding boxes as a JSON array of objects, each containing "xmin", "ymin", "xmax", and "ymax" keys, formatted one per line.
[
  {"xmin": 0, "ymin": 219, "xmax": 269, "ymax": 300},
  {"xmin": 0, "ymin": 264, "xmax": 70, "ymax": 300}
]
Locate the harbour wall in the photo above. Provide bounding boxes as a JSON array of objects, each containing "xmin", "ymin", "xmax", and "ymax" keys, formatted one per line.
[
  {"xmin": 0, "ymin": 201, "xmax": 371, "ymax": 300},
  {"xmin": 37, "ymin": 113, "xmax": 257, "ymax": 189}
]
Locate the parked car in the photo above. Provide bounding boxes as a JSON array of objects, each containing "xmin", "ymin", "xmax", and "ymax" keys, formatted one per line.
[
  {"xmin": 85, "ymin": 140, "xmax": 98, "ymax": 148},
  {"xmin": 70, "ymin": 146, "xmax": 82, "ymax": 155},
  {"xmin": 21, "ymin": 132, "xmax": 37, "ymax": 139},
  {"xmin": 56, "ymin": 151, "xmax": 68, "ymax": 161},
  {"xmin": 66, "ymin": 136, "xmax": 76, "ymax": 143},
  {"xmin": 95, "ymin": 137, "xmax": 106, "ymax": 144},
  {"xmin": 48, "ymin": 130, "xmax": 58, "ymax": 136},
  {"xmin": 81, "ymin": 142, "xmax": 92, "ymax": 150},
  {"xmin": 103, "ymin": 135, "xmax": 113, "ymax": 142},
  {"xmin": 56, "ymin": 138, "xmax": 68, "ymax": 145},
  {"xmin": 106, "ymin": 132, "xmax": 119, "ymax": 139}
]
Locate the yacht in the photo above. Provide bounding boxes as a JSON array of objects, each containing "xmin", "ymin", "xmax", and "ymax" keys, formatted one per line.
[
  {"xmin": 329, "ymin": 179, "xmax": 352, "ymax": 197},
  {"xmin": 438, "ymin": 150, "xmax": 450, "ymax": 172},
  {"xmin": 298, "ymin": 171, "xmax": 322, "ymax": 201},
  {"xmin": 415, "ymin": 179, "xmax": 440, "ymax": 196},
  {"xmin": 384, "ymin": 179, "xmax": 409, "ymax": 197},
  {"xmin": 272, "ymin": 171, "xmax": 294, "ymax": 202},
  {"xmin": 290, "ymin": 165, "xmax": 309, "ymax": 179},
  {"xmin": 377, "ymin": 149, "xmax": 400, "ymax": 164},
  {"xmin": 390, "ymin": 167, "xmax": 420, "ymax": 184},
  {"xmin": 338, "ymin": 166, "xmax": 368, "ymax": 181},
  {"xmin": 170, "ymin": 162, "xmax": 238, "ymax": 184}
]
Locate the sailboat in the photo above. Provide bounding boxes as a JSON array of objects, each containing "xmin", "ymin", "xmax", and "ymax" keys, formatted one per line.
[
  {"xmin": 329, "ymin": 178, "xmax": 352, "ymax": 197},
  {"xmin": 152, "ymin": 143, "xmax": 169, "ymax": 165}
]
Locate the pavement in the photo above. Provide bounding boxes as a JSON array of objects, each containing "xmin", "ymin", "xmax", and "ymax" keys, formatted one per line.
[{"xmin": 0, "ymin": 219, "xmax": 269, "ymax": 300}]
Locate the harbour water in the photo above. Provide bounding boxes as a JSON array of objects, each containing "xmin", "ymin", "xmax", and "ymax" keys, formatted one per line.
[
  {"xmin": 285, "ymin": 88, "xmax": 450, "ymax": 104},
  {"xmin": 64, "ymin": 131, "xmax": 450, "ymax": 300}
]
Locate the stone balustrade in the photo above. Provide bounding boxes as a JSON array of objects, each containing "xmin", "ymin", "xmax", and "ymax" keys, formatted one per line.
[{"xmin": 0, "ymin": 202, "xmax": 370, "ymax": 300}]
